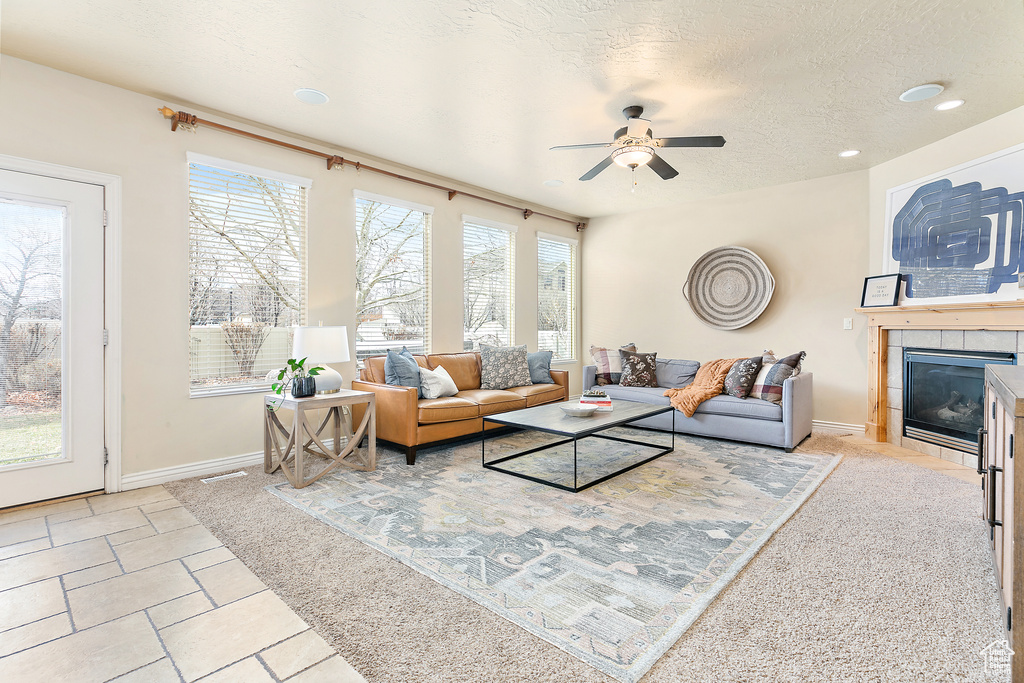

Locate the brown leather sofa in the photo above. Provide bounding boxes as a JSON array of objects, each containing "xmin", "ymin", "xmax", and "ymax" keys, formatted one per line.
[{"xmin": 352, "ymin": 351, "xmax": 568, "ymax": 465}]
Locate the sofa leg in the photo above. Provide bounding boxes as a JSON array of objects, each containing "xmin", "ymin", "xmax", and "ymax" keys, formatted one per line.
[{"xmin": 405, "ymin": 446, "xmax": 417, "ymax": 465}]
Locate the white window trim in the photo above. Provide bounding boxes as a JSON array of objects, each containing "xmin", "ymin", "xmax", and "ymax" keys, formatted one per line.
[
  {"xmin": 462, "ymin": 215, "xmax": 518, "ymax": 233},
  {"xmin": 536, "ymin": 230, "xmax": 578, "ymax": 246},
  {"xmin": 353, "ymin": 189, "xmax": 434, "ymax": 215},
  {"xmin": 186, "ymin": 152, "xmax": 312, "ymax": 188}
]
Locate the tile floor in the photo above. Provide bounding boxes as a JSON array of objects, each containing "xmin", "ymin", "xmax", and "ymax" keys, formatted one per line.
[
  {"xmin": 0, "ymin": 434, "xmax": 982, "ymax": 683},
  {"xmin": 0, "ymin": 486, "xmax": 365, "ymax": 683}
]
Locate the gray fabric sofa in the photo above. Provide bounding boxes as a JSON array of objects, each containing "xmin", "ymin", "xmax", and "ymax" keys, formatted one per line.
[{"xmin": 582, "ymin": 362, "xmax": 813, "ymax": 451}]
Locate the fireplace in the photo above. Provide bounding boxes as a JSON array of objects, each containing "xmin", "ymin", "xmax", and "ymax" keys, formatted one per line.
[{"xmin": 903, "ymin": 348, "xmax": 1016, "ymax": 452}]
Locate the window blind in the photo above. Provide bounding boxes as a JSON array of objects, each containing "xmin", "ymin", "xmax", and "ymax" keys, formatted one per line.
[
  {"xmin": 354, "ymin": 195, "xmax": 431, "ymax": 361},
  {"xmin": 537, "ymin": 235, "xmax": 577, "ymax": 361},
  {"xmin": 463, "ymin": 220, "xmax": 514, "ymax": 350},
  {"xmin": 188, "ymin": 161, "xmax": 307, "ymax": 395}
]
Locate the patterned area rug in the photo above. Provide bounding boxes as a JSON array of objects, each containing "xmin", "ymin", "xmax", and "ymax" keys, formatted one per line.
[{"xmin": 266, "ymin": 430, "xmax": 841, "ymax": 682}]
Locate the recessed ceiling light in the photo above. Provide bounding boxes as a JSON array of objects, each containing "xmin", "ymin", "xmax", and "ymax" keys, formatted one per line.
[
  {"xmin": 838, "ymin": 150, "xmax": 860, "ymax": 158},
  {"xmin": 543, "ymin": 179, "xmax": 564, "ymax": 187},
  {"xmin": 294, "ymin": 88, "xmax": 329, "ymax": 105},
  {"xmin": 899, "ymin": 83, "xmax": 944, "ymax": 102},
  {"xmin": 934, "ymin": 99, "xmax": 965, "ymax": 111}
]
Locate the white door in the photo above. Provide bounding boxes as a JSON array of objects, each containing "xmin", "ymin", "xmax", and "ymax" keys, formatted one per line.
[{"xmin": 0, "ymin": 169, "xmax": 105, "ymax": 508}]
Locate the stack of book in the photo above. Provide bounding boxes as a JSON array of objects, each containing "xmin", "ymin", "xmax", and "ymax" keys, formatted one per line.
[{"xmin": 579, "ymin": 393, "xmax": 613, "ymax": 412}]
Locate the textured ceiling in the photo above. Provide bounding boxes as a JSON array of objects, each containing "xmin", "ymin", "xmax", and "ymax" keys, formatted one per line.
[{"xmin": 3, "ymin": 0, "xmax": 1024, "ymax": 218}]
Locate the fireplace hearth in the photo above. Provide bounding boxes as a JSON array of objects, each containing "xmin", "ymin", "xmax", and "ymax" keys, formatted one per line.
[{"xmin": 903, "ymin": 348, "xmax": 1016, "ymax": 452}]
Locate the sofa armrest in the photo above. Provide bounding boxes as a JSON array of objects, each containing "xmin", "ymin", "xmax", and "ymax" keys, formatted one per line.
[
  {"xmin": 582, "ymin": 365, "xmax": 597, "ymax": 391},
  {"xmin": 782, "ymin": 372, "xmax": 813, "ymax": 449},
  {"xmin": 549, "ymin": 369, "xmax": 569, "ymax": 400},
  {"xmin": 352, "ymin": 379, "xmax": 419, "ymax": 447}
]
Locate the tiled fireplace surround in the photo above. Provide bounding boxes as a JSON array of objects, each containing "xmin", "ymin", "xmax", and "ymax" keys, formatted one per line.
[
  {"xmin": 858, "ymin": 301, "xmax": 1024, "ymax": 466},
  {"xmin": 886, "ymin": 328, "xmax": 1024, "ymax": 465}
]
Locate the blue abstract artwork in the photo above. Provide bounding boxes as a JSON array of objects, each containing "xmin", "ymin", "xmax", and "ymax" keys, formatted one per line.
[{"xmin": 891, "ymin": 178, "xmax": 1024, "ymax": 298}]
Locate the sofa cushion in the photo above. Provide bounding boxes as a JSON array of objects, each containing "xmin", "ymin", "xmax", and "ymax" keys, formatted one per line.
[
  {"xmin": 417, "ymin": 397, "xmax": 479, "ymax": 424},
  {"xmin": 723, "ymin": 356, "xmax": 763, "ymax": 399},
  {"xmin": 656, "ymin": 358, "xmax": 699, "ymax": 388},
  {"xmin": 695, "ymin": 395, "xmax": 782, "ymax": 421},
  {"xmin": 427, "ymin": 352, "xmax": 481, "ymax": 391},
  {"xmin": 480, "ymin": 344, "xmax": 533, "ymax": 390},
  {"xmin": 527, "ymin": 350, "xmax": 554, "ymax": 384},
  {"xmin": 364, "ymin": 353, "xmax": 427, "ymax": 384},
  {"xmin": 590, "ymin": 343, "xmax": 636, "ymax": 385},
  {"xmin": 507, "ymin": 383, "xmax": 564, "ymax": 407},
  {"xmin": 600, "ymin": 386, "xmax": 782, "ymax": 421},
  {"xmin": 455, "ymin": 389, "xmax": 527, "ymax": 416},
  {"xmin": 601, "ymin": 385, "xmax": 670, "ymax": 405},
  {"xmin": 419, "ymin": 364, "xmax": 459, "ymax": 399},
  {"xmin": 750, "ymin": 351, "xmax": 805, "ymax": 405},
  {"xmin": 619, "ymin": 349, "xmax": 659, "ymax": 387},
  {"xmin": 385, "ymin": 347, "xmax": 423, "ymax": 398}
]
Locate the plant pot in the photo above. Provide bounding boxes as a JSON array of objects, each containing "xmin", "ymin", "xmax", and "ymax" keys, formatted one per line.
[{"xmin": 291, "ymin": 376, "xmax": 316, "ymax": 397}]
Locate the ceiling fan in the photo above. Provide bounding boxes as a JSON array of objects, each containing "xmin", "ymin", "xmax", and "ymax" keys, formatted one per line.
[{"xmin": 550, "ymin": 105, "xmax": 726, "ymax": 181}]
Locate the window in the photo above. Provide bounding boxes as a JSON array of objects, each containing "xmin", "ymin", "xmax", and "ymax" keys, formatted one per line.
[
  {"xmin": 354, "ymin": 191, "xmax": 431, "ymax": 361},
  {"xmin": 537, "ymin": 233, "xmax": 577, "ymax": 361},
  {"xmin": 187, "ymin": 154, "xmax": 310, "ymax": 395},
  {"xmin": 463, "ymin": 217, "xmax": 515, "ymax": 350}
]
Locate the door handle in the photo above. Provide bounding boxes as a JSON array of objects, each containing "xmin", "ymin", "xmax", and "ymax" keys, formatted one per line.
[
  {"xmin": 977, "ymin": 427, "xmax": 987, "ymax": 475},
  {"xmin": 988, "ymin": 465, "xmax": 1003, "ymax": 529}
]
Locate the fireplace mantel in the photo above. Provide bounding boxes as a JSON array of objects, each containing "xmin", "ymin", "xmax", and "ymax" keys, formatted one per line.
[{"xmin": 856, "ymin": 300, "xmax": 1024, "ymax": 441}]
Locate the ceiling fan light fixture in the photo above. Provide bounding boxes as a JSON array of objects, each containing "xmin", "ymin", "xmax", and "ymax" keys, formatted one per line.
[{"xmin": 612, "ymin": 145, "xmax": 655, "ymax": 168}]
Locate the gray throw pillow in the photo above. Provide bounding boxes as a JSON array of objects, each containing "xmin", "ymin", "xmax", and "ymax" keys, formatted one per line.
[
  {"xmin": 527, "ymin": 350, "xmax": 554, "ymax": 384},
  {"xmin": 655, "ymin": 358, "xmax": 700, "ymax": 388},
  {"xmin": 384, "ymin": 346, "xmax": 423, "ymax": 398},
  {"xmin": 480, "ymin": 344, "xmax": 533, "ymax": 390},
  {"xmin": 619, "ymin": 349, "xmax": 659, "ymax": 388}
]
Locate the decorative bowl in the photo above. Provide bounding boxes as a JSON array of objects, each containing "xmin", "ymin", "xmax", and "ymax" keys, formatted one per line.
[{"xmin": 560, "ymin": 404, "xmax": 597, "ymax": 417}]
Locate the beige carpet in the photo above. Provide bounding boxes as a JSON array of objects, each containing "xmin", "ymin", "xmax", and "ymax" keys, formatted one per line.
[{"xmin": 165, "ymin": 434, "xmax": 1008, "ymax": 682}]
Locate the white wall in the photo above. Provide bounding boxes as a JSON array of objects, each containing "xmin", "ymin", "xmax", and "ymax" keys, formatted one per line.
[
  {"xmin": 582, "ymin": 171, "xmax": 871, "ymax": 425},
  {"xmin": 0, "ymin": 57, "xmax": 583, "ymax": 477}
]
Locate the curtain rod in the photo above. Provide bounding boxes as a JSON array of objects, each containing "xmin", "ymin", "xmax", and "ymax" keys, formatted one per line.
[{"xmin": 158, "ymin": 107, "xmax": 586, "ymax": 231}]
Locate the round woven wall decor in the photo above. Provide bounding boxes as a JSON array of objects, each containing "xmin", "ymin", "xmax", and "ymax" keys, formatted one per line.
[{"xmin": 683, "ymin": 246, "xmax": 775, "ymax": 330}]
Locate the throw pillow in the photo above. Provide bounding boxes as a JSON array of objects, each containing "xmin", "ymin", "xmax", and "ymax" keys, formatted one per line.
[
  {"xmin": 749, "ymin": 351, "xmax": 805, "ymax": 404},
  {"xmin": 527, "ymin": 350, "xmax": 554, "ymax": 384},
  {"xmin": 480, "ymin": 344, "xmax": 533, "ymax": 390},
  {"xmin": 723, "ymin": 356, "xmax": 763, "ymax": 399},
  {"xmin": 419, "ymin": 364, "xmax": 459, "ymax": 399},
  {"xmin": 655, "ymin": 358, "xmax": 700, "ymax": 388},
  {"xmin": 590, "ymin": 343, "xmax": 637, "ymax": 385},
  {"xmin": 619, "ymin": 349, "xmax": 659, "ymax": 388},
  {"xmin": 384, "ymin": 346, "xmax": 423, "ymax": 398}
]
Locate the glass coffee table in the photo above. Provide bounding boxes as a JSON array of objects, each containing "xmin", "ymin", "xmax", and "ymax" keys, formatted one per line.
[{"xmin": 481, "ymin": 399, "xmax": 675, "ymax": 492}]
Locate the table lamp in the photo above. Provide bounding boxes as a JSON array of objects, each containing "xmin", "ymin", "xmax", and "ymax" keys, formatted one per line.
[{"xmin": 292, "ymin": 325, "xmax": 350, "ymax": 394}]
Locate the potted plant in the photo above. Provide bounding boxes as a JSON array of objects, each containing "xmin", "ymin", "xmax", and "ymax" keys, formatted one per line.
[{"xmin": 270, "ymin": 357, "xmax": 325, "ymax": 402}]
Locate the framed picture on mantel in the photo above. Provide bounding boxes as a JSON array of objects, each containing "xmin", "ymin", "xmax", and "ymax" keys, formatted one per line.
[{"xmin": 861, "ymin": 274, "xmax": 902, "ymax": 307}]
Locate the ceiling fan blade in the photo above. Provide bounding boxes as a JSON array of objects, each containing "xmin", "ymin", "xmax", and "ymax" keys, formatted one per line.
[
  {"xmin": 579, "ymin": 155, "xmax": 615, "ymax": 181},
  {"xmin": 646, "ymin": 153, "xmax": 679, "ymax": 180},
  {"xmin": 655, "ymin": 135, "xmax": 726, "ymax": 148},
  {"xmin": 549, "ymin": 142, "xmax": 614, "ymax": 151},
  {"xmin": 626, "ymin": 117, "xmax": 652, "ymax": 138}
]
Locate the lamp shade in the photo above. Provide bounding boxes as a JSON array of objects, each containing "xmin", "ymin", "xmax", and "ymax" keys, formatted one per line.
[
  {"xmin": 292, "ymin": 326, "xmax": 350, "ymax": 364},
  {"xmin": 612, "ymin": 145, "xmax": 654, "ymax": 168}
]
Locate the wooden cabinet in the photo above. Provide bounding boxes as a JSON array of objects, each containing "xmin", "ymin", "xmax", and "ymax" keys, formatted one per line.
[{"xmin": 983, "ymin": 365, "xmax": 1024, "ymax": 680}]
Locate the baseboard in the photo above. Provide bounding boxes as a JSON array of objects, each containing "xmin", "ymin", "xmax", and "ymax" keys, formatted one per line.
[
  {"xmin": 812, "ymin": 420, "xmax": 863, "ymax": 435},
  {"xmin": 120, "ymin": 451, "xmax": 265, "ymax": 490}
]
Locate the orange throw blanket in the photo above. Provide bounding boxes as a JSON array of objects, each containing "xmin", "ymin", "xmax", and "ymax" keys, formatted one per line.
[{"xmin": 663, "ymin": 357, "xmax": 742, "ymax": 417}]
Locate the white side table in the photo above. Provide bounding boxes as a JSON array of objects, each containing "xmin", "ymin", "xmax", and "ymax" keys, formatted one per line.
[{"xmin": 264, "ymin": 389, "xmax": 376, "ymax": 488}]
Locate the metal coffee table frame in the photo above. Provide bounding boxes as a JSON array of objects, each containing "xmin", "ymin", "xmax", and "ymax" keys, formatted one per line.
[{"xmin": 482, "ymin": 401, "xmax": 675, "ymax": 493}]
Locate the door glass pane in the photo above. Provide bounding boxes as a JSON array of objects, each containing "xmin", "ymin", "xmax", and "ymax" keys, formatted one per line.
[{"xmin": 0, "ymin": 201, "xmax": 63, "ymax": 467}]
